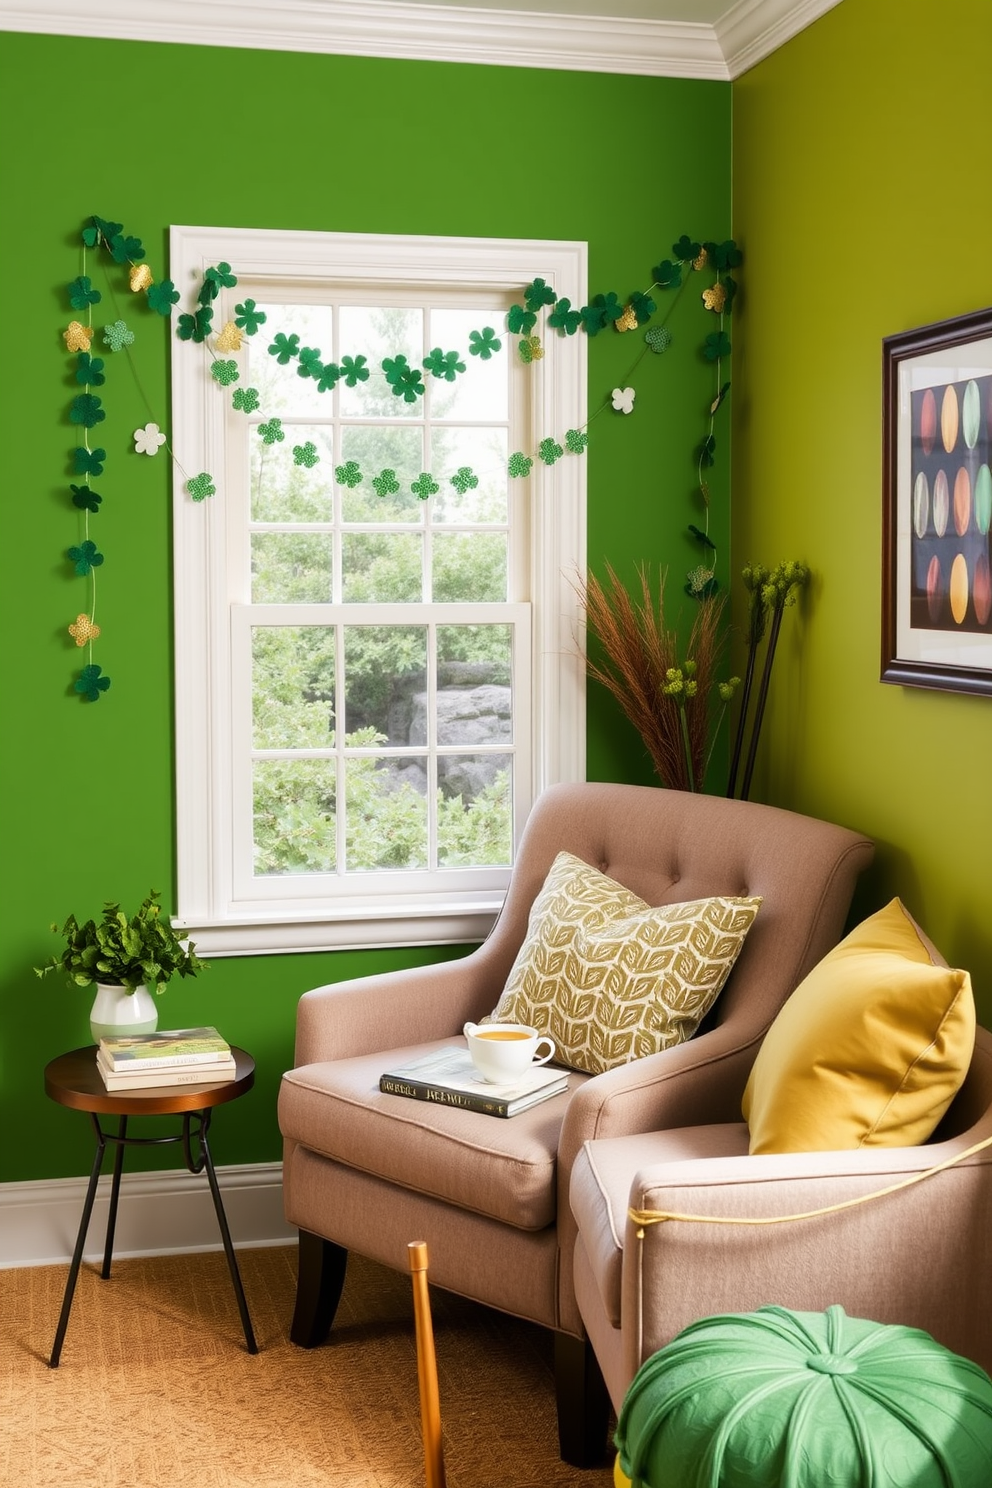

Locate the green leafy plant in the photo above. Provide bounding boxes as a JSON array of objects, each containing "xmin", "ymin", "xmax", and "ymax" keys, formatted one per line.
[{"xmin": 35, "ymin": 890, "xmax": 205, "ymax": 994}]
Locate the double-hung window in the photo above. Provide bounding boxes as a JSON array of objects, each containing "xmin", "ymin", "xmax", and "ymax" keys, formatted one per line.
[{"xmin": 171, "ymin": 227, "xmax": 586, "ymax": 954}]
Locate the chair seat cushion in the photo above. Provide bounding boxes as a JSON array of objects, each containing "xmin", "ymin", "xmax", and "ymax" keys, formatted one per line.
[{"xmin": 279, "ymin": 1039, "xmax": 587, "ymax": 1231}]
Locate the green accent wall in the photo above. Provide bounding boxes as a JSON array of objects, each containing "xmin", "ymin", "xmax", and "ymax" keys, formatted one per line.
[
  {"xmin": 732, "ymin": 0, "xmax": 991, "ymax": 1019},
  {"xmin": 0, "ymin": 32, "xmax": 731, "ymax": 1182}
]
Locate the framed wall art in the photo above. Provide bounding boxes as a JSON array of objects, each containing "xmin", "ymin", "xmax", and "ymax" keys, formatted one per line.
[{"xmin": 882, "ymin": 307, "xmax": 992, "ymax": 696}]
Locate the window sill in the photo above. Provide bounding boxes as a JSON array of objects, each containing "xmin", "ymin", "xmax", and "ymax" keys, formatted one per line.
[{"xmin": 172, "ymin": 898, "xmax": 504, "ymax": 957}]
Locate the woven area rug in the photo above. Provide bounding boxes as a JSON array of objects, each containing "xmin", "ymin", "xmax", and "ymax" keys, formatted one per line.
[{"xmin": 1, "ymin": 1245, "xmax": 617, "ymax": 1488}]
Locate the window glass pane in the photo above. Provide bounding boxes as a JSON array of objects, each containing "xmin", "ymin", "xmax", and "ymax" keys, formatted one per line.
[
  {"xmin": 245, "ymin": 304, "xmax": 335, "ymax": 417},
  {"xmin": 342, "ymin": 533, "xmax": 423, "ymax": 603},
  {"xmin": 431, "ymin": 427, "xmax": 508, "ymax": 525},
  {"xmin": 428, "ymin": 308, "xmax": 509, "ymax": 423},
  {"xmin": 437, "ymin": 756, "xmax": 512, "ymax": 867},
  {"xmin": 436, "ymin": 625, "xmax": 513, "ymax": 745},
  {"xmin": 343, "ymin": 625, "xmax": 427, "ymax": 741},
  {"xmin": 340, "ymin": 425, "xmax": 423, "ymax": 523},
  {"xmin": 339, "ymin": 306, "xmax": 423, "ymax": 420},
  {"xmin": 251, "ymin": 532, "xmax": 333, "ymax": 603},
  {"xmin": 433, "ymin": 533, "xmax": 507, "ymax": 602},
  {"xmin": 251, "ymin": 425, "xmax": 334, "ymax": 522},
  {"xmin": 253, "ymin": 758, "xmax": 336, "ymax": 876},
  {"xmin": 345, "ymin": 757, "xmax": 427, "ymax": 871},
  {"xmin": 252, "ymin": 626, "xmax": 335, "ymax": 749}
]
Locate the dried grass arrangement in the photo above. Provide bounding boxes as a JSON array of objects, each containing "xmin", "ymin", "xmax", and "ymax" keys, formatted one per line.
[{"xmin": 578, "ymin": 563, "xmax": 737, "ymax": 793}]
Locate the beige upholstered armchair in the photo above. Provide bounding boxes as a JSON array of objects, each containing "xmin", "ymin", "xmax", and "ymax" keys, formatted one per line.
[
  {"xmin": 277, "ymin": 782, "xmax": 873, "ymax": 1464},
  {"xmin": 569, "ymin": 1023, "xmax": 992, "ymax": 1416}
]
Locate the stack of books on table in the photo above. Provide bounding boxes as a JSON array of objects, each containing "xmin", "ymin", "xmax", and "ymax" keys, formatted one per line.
[
  {"xmin": 96, "ymin": 1027, "xmax": 236, "ymax": 1091},
  {"xmin": 379, "ymin": 1046, "xmax": 569, "ymax": 1118}
]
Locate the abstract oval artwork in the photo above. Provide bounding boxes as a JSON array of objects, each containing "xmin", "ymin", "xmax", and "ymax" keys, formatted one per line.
[
  {"xmin": 926, "ymin": 555, "xmax": 943, "ymax": 623},
  {"xmin": 953, "ymin": 465, "xmax": 972, "ymax": 536},
  {"xmin": 974, "ymin": 553, "xmax": 992, "ymax": 627},
  {"xmin": 932, "ymin": 468, "xmax": 950, "ymax": 537},
  {"xmin": 949, "ymin": 552, "xmax": 969, "ymax": 624},
  {"xmin": 913, "ymin": 471, "xmax": 930, "ymax": 538},
  {"xmin": 962, "ymin": 379, "xmax": 981, "ymax": 449},
  {"xmin": 941, "ymin": 384, "xmax": 959, "ymax": 453},
  {"xmin": 975, "ymin": 463, "xmax": 992, "ymax": 536},
  {"xmin": 919, "ymin": 386, "xmax": 937, "ymax": 455}
]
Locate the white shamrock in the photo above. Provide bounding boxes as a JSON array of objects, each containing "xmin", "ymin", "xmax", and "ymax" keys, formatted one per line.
[
  {"xmin": 611, "ymin": 386, "xmax": 636, "ymax": 414},
  {"xmin": 134, "ymin": 422, "xmax": 167, "ymax": 456}
]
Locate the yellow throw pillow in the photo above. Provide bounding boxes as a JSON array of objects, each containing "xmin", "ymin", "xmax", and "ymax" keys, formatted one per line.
[
  {"xmin": 742, "ymin": 897, "xmax": 975, "ymax": 1154},
  {"xmin": 486, "ymin": 852, "xmax": 761, "ymax": 1075}
]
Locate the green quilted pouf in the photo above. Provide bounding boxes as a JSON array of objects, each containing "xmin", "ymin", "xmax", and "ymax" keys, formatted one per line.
[{"xmin": 614, "ymin": 1305, "xmax": 992, "ymax": 1488}]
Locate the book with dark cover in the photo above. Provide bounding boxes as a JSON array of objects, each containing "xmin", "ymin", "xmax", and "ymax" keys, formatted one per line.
[
  {"xmin": 379, "ymin": 1046, "xmax": 569, "ymax": 1118},
  {"xmin": 98, "ymin": 1026, "xmax": 231, "ymax": 1070}
]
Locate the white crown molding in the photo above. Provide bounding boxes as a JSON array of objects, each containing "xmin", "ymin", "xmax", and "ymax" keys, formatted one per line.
[{"xmin": 0, "ymin": 0, "xmax": 843, "ymax": 79}]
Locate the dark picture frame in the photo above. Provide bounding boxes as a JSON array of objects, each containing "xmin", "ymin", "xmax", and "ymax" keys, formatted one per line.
[{"xmin": 882, "ymin": 307, "xmax": 992, "ymax": 696}]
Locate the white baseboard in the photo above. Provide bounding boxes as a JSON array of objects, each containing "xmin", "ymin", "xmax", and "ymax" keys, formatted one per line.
[{"xmin": 0, "ymin": 1162, "xmax": 296, "ymax": 1269}]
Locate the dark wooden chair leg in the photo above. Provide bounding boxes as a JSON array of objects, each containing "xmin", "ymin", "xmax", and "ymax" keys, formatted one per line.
[
  {"xmin": 290, "ymin": 1229, "xmax": 349, "ymax": 1347},
  {"xmin": 554, "ymin": 1331, "xmax": 612, "ymax": 1468}
]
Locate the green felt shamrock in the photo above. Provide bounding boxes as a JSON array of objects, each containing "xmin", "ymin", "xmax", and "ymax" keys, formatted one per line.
[
  {"xmin": 315, "ymin": 362, "xmax": 340, "ymax": 393},
  {"xmin": 70, "ymin": 483, "xmax": 103, "ymax": 512},
  {"xmin": 524, "ymin": 277, "xmax": 557, "ymax": 311},
  {"xmin": 69, "ymin": 393, "xmax": 105, "ymax": 428},
  {"xmin": 103, "ymin": 320, "xmax": 135, "ymax": 352},
  {"xmin": 423, "ymin": 348, "xmax": 466, "ymax": 382},
  {"xmin": 297, "ymin": 346, "xmax": 324, "ymax": 380},
  {"xmin": 109, "ymin": 232, "xmax": 144, "ymax": 264},
  {"xmin": 383, "ymin": 356, "xmax": 425, "ymax": 403},
  {"xmin": 698, "ymin": 433, "xmax": 716, "ymax": 468},
  {"xmin": 710, "ymin": 380, "xmax": 731, "ymax": 414},
  {"xmin": 75, "ymin": 663, "xmax": 111, "ymax": 701},
  {"xmin": 704, "ymin": 331, "xmax": 731, "ymax": 362},
  {"xmin": 518, "ymin": 336, "xmax": 543, "ymax": 364},
  {"xmin": 468, "ymin": 327, "xmax": 501, "ymax": 361},
  {"xmin": 186, "ymin": 472, "xmax": 216, "ymax": 502},
  {"xmin": 412, "ymin": 472, "xmax": 439, "ymax": 500},
  {"xmin": 269, "ymin": 332, "xmax": 300, "ymax": 365},
  {"xmin": 211, "ymin": 359, "xmax": 240, "ymax": 387},
  {"xmin": 450, "ymin": 467, "xmax": 478, "ymax": 495},
  {"xmin": 258, "ymin": 418, "xmax": 285, "ymax": 445},
  {"xmin": 580, "ymin": 294, "xmax": 623, "ymax": 336},
  {"xmin": 232, "ymin": 386, "xmax": 260, "ymax": 414},
  {"xmin": 68, "ymin": 275, "xmax": 101, "ymax": 310},
  {"xmin": 705, "ymin": 239, "xmax": 742, "ymax": 272},
  {"xmin": 672, "ymin": 235, "xmax": 702, "ymax": 262},
  {"xmin": 83, "ymin": 218, "xmax": 122, "ymax": 248},
  {"xmin": 73, "ymin": 447, "xmax": 105, "ymax": 476},
  {"xmin": 372, "ymin": 468, "xmax": 400, "ymax": 498},
  {"xmin": 293, "ymin": 442, "xmax": 320, "ymax": 469},
  {"xmin": 548, "ymin": 298, "xmax": 581, "ymax": 336},
  {"xmin": 335, "ymin": 461, "xmax": 363, "ymax": 488},
  {"xmin": 176, "ymin": 307, "xmax": 213, "ymax": 343},
  {"xmin": 234, "ymin": 299, "xmax": 267, "ymax": 336},
  {"xmin": 67, "ymin": 539, "xmax": 104, "ymax": 576},
  {"xmin": 75, "ymin": 353, "xmax": 105, "ymax": 387},
  {"xmin": 200, "ymin": 262, "xmax": 237, "ymax": 302},
  {"xmin": 507, "ymin": 452, "xmax": 533, "ymax": 478},
  {"xmin": 507, "ymin": 304, "xmax": 537, "ymax": 335},
  {"xmin": 538, "ymin": 438, "xmax": 563, "ymax": 467},
  {"xmin": 651, "ymin": 259, "xmax": 682, "ymax": 290},
  {"xmin": 565, "ymin": 428, "xmax": 588, "ymax": 454},
  {"xmin": 630, "ymin": 291, "xmax": 656, "ymax": 325},
  {"xmin": 720, "ymin": 276, "xmax": 739, "ymax": 313},
  {"xmin": 340, "ymin": 354, "xmax": 370, "ymax": 387},
  {"xmin": 688, "ymin": 523, "xmax": 717, "ymax": 552},
  {"xmin": 645, "ymin": 326, "xmax": 672, "ymax": 355},
  {"xmin": 147, "ymin": 279, "xmax": 180, "ymax": 316}
]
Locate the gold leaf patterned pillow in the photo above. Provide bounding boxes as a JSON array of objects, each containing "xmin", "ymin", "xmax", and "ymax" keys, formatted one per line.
[{"xmin": 486, "ymin": 852, "xmax": 761, "ymax": 1075}]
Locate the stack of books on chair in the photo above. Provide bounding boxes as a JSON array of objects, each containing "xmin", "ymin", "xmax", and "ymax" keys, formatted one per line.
[{"xmin": 96, "ymin": 1027, "xmax": 236, "ymax": 1091}]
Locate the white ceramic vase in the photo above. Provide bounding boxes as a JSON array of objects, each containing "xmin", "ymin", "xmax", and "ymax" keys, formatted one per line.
[{"xmin": 89, "ymin": 982, "xmax": 159, "ymax": 1043}]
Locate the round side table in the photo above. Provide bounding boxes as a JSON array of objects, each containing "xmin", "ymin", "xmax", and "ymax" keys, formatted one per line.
[{"xmin": 44, "ymin": 1045, "xmax": 258, "ymax": 1367}]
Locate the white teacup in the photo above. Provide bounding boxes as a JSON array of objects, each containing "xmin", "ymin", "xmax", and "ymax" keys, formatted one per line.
[{"xmin": 463, "ymin": 1021, "xmax": 556, "ymax": 1084}]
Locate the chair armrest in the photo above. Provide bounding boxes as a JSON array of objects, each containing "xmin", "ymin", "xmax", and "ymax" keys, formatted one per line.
[{"xmin": 292, "ymin": 945, "xmax": 506, "ymax": 1064}]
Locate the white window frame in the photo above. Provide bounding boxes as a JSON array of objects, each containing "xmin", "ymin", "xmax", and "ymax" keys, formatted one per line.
[{"xmin": 170, "ymin": 225, "xmax": 586, "ymax": 955}]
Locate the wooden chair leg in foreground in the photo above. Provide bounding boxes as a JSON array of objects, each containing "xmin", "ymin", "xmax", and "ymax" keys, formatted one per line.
[{"xmin": 409, "ymin": 1240, "xmax": 446, "ymax": 1488}]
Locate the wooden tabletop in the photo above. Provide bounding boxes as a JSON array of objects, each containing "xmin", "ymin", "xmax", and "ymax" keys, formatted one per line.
[{"xmin": 44, "ymin": 1046, "xmax": 255, "ymax": 1116}]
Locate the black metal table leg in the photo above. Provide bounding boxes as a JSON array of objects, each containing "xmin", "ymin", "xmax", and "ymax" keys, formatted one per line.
[
  {"xmin": 102, "ymin": 1114, "xmax": 128, "ymax": 1280},
  {"xmin": 184, "ymin": 1112, "xmax": 258, "ymax": 1354},
  {"xmin": 50, "ymin": 1115, "xmax": 107, "ymax": 1368}
]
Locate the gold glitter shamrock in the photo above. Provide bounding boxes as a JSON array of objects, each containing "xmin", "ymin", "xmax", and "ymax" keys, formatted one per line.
[
  {"xmin": 103, "ymin": 320, "xmax": 135, "ymax": 352},
  {"xmin": 64, "ymin": 321, "xmax": 94, "ymax": 353},
  {"xmin": 215, "ymin": 321, "xmax": 245, "ymax": 352},
  {"xmin": 129, "ymin": 263, "xmax": 153, "ymax": 293},
  {"xmin": 518, "ymin": 336, "xmax": 544, "ymax": 364},
  {"xmin": 615, "ymin": 304, "xmax": 639, "ymax": 333},
  {"xmin": 69, "ymin": 613, "xmax": 101, "ymax": 647},
  {"xmin": 702, "ymin": 283, "xmax": 727, "ymax": 313}
]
